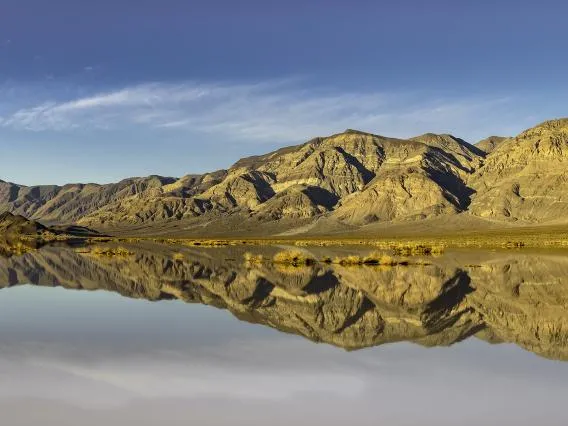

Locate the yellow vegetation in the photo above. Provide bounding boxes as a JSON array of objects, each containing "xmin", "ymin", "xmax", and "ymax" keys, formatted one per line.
[
  {"xmin": 332, "ymin": 252, "xmax": 409, "ymax": 266},
  {"xmin": 0, "ymin": 240, "xmax": 34, "ymax": 256},
  {"xmin": 90, "ymin": 246, "xmax": 134, "ymax": 256},
  {"xmin": 391, "ymin": 244, "xmax": 445, "ymax": 256},
  {"xmin": 273, "ymin": 263, "xmax": 314, "ymax": 274},
  {"xmin": 243, "ymin": 252, "xmax": 264, "ymax": 264},
  {"xmin": 82, "ymin": 229, "xmax": 568, "ymax": 250},
  {"xmin": 502, "ymin": 241, "xmax": 525, "ymax": 249},
  {"xmin": 273, "ymin": 250, "xmax": 315, "ymax": 266}
]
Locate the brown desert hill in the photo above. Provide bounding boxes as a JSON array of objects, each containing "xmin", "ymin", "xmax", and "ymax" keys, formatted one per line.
[
  {"xmin": 325, "ymin": 132, "xmax": 479, "ymax": 226},
  {"xmin": 1, "ymin": 118, "xmax": 568, "ymax": 236},
  {"xmin": 468, "ymin": 118, "xmax": 568, "ymax": 223},
  {"xmin": 0, "ymin": 211, "xmax": 47, "ymax": 235},
  {"xmin": 75, "ymin": 129, "xmax": 483, "ymax": 232},
  {"xmin": 0, "ymin": 175, "xmax": 181, "ymax": 224},
  {"xmin": 475, "ymin": 136, "xmax": 509, "ymax": 154},
  {"xmin": 0, "ymin": 211, "xmax": 102, "ymax": 240},
  {"xmin": 409, "ymin": 132, "xmax": 485, "ymax": 170}
]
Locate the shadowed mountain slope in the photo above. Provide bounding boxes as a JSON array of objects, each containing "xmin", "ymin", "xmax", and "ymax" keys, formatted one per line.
[
  {"xmin": 475, "ymin": 136, "xmax": 509, "ymax": 154},
  {"xmin": 468, "ymin": 119, "xmax": 568, "ymax": 222},
  {"xmin": 2, "ymin": 118, "xmax": 568, "ymax": 235}
]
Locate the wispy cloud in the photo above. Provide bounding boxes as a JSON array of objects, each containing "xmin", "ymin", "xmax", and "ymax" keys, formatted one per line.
[{"xmin": 0, "ymin": 80, "xmax": 516, "ymax": 142}]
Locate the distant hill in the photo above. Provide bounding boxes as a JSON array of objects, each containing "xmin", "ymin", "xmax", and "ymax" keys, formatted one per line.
[
  {"xmin": 0, "ymin": 211, "xmax": 47, "ymax": 236},
  {"xmin": 469, "ymin": 119, "xmax": 568, "ymax": 222},
  {"xmin": 0, "ymin": 211, "xmax": 102, "ymax": 239},
  {"xmin": 2, "ymin": 118, "xmax": 568, "ymax": 236},
  {"xmin": 475, "ymin": 136, "xmax": 509, "ymax": 154}
]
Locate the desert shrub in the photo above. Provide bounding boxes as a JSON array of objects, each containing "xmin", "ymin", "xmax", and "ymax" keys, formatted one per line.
[
  {"xmin": 173, "ymin": 252, "xmax": 185, "ymax": 260},
  {"xmin": 503, "ymin": 241, "xmax": 525, "ymax": 249},
  {"xmin": 0, "ymin": 240, "xmax": 33, "ymax": 256},
  {"xmin": 244, "ymin": 252, "xmax": 264, "ymax": 264},
  {"xmin": 367, "ymin": 254, "xmax": 399, "ymax": 266},
  {"xmin": 334, "ymin": 252, "xmax": 409, "ymax": 266},
  {"xmin": 334, "ymin": 255, "xmax": 364, "ymax": 265},
  {"xmin": 391, "ymin": 243, "xmax": 445, "ymax": 256},
  {"xmin": 91, "ymin": 246, "xmax": 134, "ymax": 256},
  {"xmin": 273, "ymin": 250, "xmax": 315, "ymax": 266}
]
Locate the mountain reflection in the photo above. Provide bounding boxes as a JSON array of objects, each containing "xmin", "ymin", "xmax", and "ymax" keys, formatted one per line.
[{"xmin": 1, "ymin": 244, "xmax": 567, "ymax": 360}]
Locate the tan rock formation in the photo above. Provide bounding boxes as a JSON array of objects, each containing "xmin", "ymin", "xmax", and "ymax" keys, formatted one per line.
[{"xmin": 2, "ymin": 118, "xmax": 568, "ymax": 234}]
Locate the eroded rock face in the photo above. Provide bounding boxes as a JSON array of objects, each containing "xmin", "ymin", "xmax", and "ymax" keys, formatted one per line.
[
  {"xmin": 475, "ymin": 136, "xmax": 509, "ymax": 155},
  {"xmin": 468, "ymin": 119, "xmax": 568, "ymax": 222},
  {"xmin": 0, "ymin": 176, "xmax": 179, "ymax": 224},
  {"xmin": 0, "ymin": 129, "xmax": 483, "ymax": 231},
  {"xmin": 1, "ymin": 244, "xmax": 567, "ymax": 360},
  {"xmin": 2, "ymin": 118, "xmax": 568, "ymax": 233}
]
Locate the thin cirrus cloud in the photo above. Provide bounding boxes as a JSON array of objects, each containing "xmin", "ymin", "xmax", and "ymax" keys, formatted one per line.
[{"xmin": 0, "ymin": 80, "xmax": 517, "ymax": 142}]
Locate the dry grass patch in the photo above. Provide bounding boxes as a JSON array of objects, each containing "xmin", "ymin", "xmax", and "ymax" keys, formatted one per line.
[
  {"xmin": 502, "ymin": 241, "xmax": 525, "ymax": 249},
  {"xmin": 91, "ymin": 246, "xmax": 134, "ymax": 256},
  {"xmin": 391, "ymin": 243, "xmax": 445, "ymax": 256},
  {"xmin": 0, "ymin": 240, "xmax": 34, "ymax": 256},
  {"xmin": 273, "ymin": 250, "xmax": 315, "ymax": 266},
  {"xmin": 333, "ymin": 255, "xmax": 364, "ymax": 265},
  {"xmin": 244, "ymin": 252, "xmax": 264, "ymax": 265},
  {"xmin": 363, "ymin": 254, "xmax": 401, "ymax": 266},
  {"xmin": 333, "ymin": 252, "xmax": 410, "ymax": 266}
]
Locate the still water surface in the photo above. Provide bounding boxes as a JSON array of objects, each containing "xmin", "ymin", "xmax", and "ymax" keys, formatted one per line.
[{"xmin": 1, "ymin": 244, "xmax": 568, "ymax": 425}]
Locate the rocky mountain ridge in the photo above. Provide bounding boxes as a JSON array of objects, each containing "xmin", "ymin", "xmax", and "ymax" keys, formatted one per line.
[{"xmin": 1, "ymin": 118, "xmax": 567, "ymax": 236}]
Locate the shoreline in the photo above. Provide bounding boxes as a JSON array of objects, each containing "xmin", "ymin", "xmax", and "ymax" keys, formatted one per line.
[
  {"xmin": 4, "ymin": 224, "xmax": 568, "ymax": 252},
  {"xmin": 86, "ymin": 232, "xmax": 567, "ymax": 249}
]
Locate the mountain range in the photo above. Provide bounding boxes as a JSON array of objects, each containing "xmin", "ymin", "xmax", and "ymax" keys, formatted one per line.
[{"xmin": 2, "ymin": 118, "xmax": 568, "ymax": 237}]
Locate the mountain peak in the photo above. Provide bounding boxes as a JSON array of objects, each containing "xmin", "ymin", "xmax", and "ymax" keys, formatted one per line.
[
  {"xmin": 342, "ymin": 129, "xmax": 378, "ymax": 137},
  {"xmin": 3, "ymin": 117, "xmax": 568, "ymax": 235},
  {"xmin": 410, "ymin": 132, "xmax": 464, "ymax": 143},
  {"xmin": 519, "ymin": 118, "xmax": 568, "ymax": 138},
  {"xmin": 475, "ymin": 136, "xmax": 509, "ymax": 154},
  {"xmin": 410, "ymin": 132, "xmax": 484, "ymax": 158},
  {"xmin": 534, "ymin": 117, "xmax": 568, "ymax": 129}
]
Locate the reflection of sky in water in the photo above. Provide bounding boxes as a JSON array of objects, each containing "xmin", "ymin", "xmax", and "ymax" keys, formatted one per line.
[{"xmin": 1, "ymin": 285, "xmax": 568, "ymax": 426}]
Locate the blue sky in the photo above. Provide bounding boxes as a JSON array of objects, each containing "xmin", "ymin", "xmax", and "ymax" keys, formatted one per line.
[{"xmin": 1, "ymin": 0, "xmax": 567, "ymax": 185}]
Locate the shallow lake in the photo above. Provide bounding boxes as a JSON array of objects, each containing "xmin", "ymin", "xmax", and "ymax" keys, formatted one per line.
[{"xmin": 1, "ymin": 243, "xmax": 568, "ymax": 425}]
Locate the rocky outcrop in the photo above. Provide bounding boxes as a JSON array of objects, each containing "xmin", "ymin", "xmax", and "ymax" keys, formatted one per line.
[
  {"xmin": 468, "ymin": 119, "xmax": 568, "ymax": 222},
  {"xmin": 76, "ymin": 130, "xmax": 481, "ymax": 231},
  {"xmin": 475, "ymin": 136, "xmax": 509, "ymax": 154},
  {"xmin": 3, "ymin": 118, "xmax": 568, "ymax": 234},
  {"xmin": 0, "ymin": 175, "xmax": 178, "ymax": 223}
]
